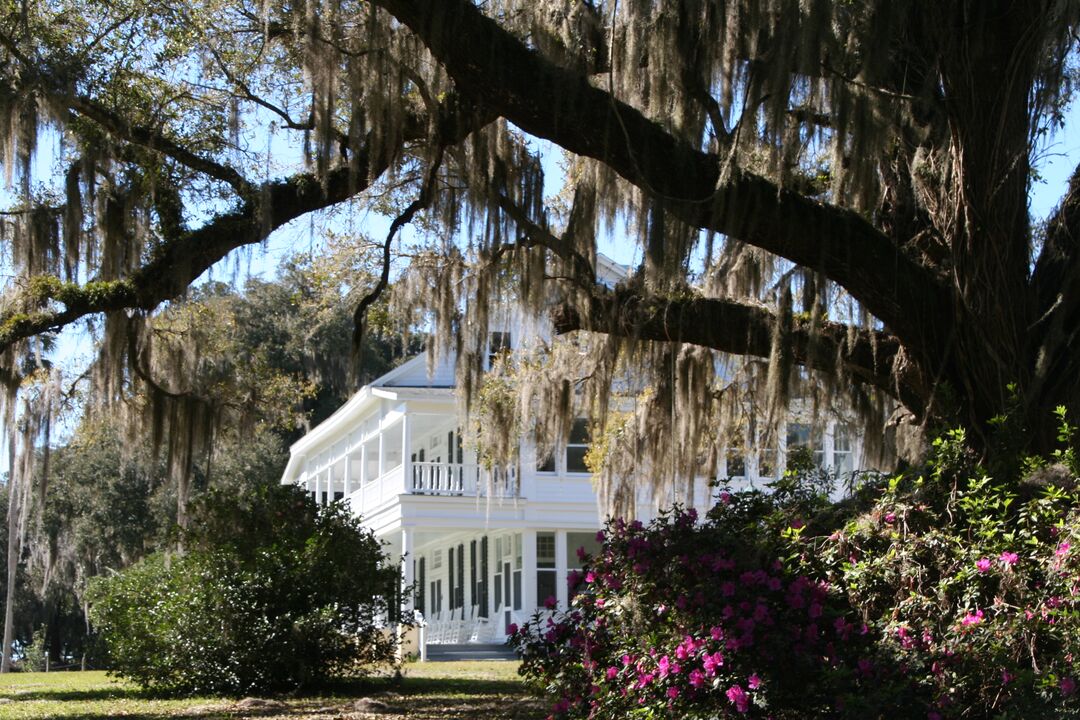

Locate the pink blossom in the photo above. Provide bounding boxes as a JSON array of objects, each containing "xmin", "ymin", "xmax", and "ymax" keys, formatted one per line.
[
  {"xmin": 508, "ymin": 623, "xmax": 519, "ymax": 635},
  {"xmin": 1058, "ymin": 542, "xmax": 1071, "ymax": 557},
  {"xmin": 975, "ymin": 558, "xmax": 992, "ymax": 573},
  {"xmin": 999, "ymin": 551, "xmax": 1019, "ymax": 567},
  {"xmin": 657, "ymin": 655, "xmax": 672, "ymax": 678},
  {"xmin": 719, "ymin": 491, "xmax": 732, "ymax": 505},
  {"xmin": 884, "ymin": 512, "xmax": 896, "ymax": 524},
  {"xmin": 747, "ymin": 673, "xmax": 762, "ymax": 689},
  {"xmin": 585, "ymin": 570, "xmax": 597, "ymax": 583},
  {"xmin": 595, "ymin": 530, "xmax": 605, "ymax": 543},
  {"xmin": 1001, "ymin": 670, "xmax": 1014, "ymax": 685},
  {"xmin": 1062, "ymin": 677, "xmax": 1077, "ymax": 696},
  {"xmin": 790, "ymin": 518, "xmax": 805, "ymax": 530},
  {"xmin": 702, "ymin": 651, "xmax": 724, "ymax": 676},
  {"xmin": 726, "ymin": 685, "xmax": 750, "ymax": 713},
  {"xmin": 666, "ymin": 686, "xmax": 680, "ymax": 699},
  {"xmin": 688, "ymin": 669, "xmax": 705, "ymax": 688},
  {"xmin": 961, "ymin": 609, "xmax": 984, "ymax": 626},
  {"xmin": 577, "ymin": 546, "xmax": 588, "ymax": 561},
  {"xmin": 544, "ymin": 595, "xmax": 557, "ymax": 609},
  {"xmin": 606, "ymin": 667, "xmax": 619, "ymax": 681}
]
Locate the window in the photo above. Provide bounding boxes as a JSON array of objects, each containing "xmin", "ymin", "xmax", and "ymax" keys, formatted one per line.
[
  {"xmin": 536, "ymin": 532, "xmax": 556, "ymax": 606},
  {"xmin": 757, "ymin": 448, "xmax": 778, "ymax": 480},
  {"xmin": 448, "ymin": 545, "xmax": 455, "ymax": 611},
  {"xmin": 786, "ymin": 423, "xmax": 824, "ymax": 467},
  {"xmin": 456, "ymin": 544, "xmax": 465, "ymax": 610},
  {"xmin": 566, "ymin": 419, "xmax": 590, "ymax": 473},
  {"xmin": 833, "ymin": 425, "xmax": 853, "ymax": 475},
  {"xmin": 537, "ymin": 420, "xmax": 591, "ymax": 474},
  {"xmin": 488, "ymin": 331, "xmax": 512, "ymax": 367},
  {"xmin": 433, "ymin": 549, "xmax": 442, "ymax": 570},
  {"xmin": 478, "ymin": 536, "xmax": 489, "ymax": 618},
  {"xmin": 416, "ymin": 557, "xmax": 426, "ymax": 614},
  {"xmin": 430, "ymin": 579, "xmax": 443, "ymax": 615}
]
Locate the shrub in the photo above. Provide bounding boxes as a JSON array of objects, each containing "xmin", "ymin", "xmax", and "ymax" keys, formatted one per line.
[
  {"xmin": 88, "ymin": 484, "xmax": 400, "ymax": 695},
  {"xmin": 513, "ymin": 419, "xmax": 1080, "ymax": 719}
]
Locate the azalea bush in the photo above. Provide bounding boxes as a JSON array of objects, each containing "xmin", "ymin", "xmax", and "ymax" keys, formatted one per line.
[{"xmin": 513, "ymin": 414, "xmax": 1080, "ymax": 718}]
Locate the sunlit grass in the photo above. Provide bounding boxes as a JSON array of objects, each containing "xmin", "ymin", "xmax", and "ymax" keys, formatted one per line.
[{"xmin": 0, "ymin": 661, "xmax": 541, "ymax": 719}]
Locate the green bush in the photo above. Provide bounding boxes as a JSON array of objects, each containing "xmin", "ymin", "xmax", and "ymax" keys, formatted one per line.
[{"xmin": 88, "ymin": 484, "xmax": 401, "ymax": 695}]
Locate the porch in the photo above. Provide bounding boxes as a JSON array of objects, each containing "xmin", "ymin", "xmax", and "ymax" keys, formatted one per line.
[{"xmin": 294, "ymin": 391, "xmax": 519, "ymax": 517}]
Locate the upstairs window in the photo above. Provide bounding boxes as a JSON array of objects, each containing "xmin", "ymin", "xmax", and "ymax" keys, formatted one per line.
[
  {"xmin": 566, "ymin": 419, "xmax": 590, "ymax": 473},
  {"xmin": 536, "ymin": 419, "xmax": 590, "ymax": 474},
  {"xmin": 488, "ymin": 331, "xmax": 511, "ymax": 368}
]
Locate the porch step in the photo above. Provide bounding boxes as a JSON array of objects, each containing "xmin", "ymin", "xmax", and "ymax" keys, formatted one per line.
[{"xmin": 424, "ymin": 643, "xmax": 517, "ymax": 661}]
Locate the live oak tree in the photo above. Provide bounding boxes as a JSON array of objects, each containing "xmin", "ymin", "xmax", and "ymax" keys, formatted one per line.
[{"xmin": 1, "ymin": 2, "xmax": 1079, "ymax": 543}]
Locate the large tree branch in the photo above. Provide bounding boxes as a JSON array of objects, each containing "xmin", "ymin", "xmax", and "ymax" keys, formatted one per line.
[
  {"xmin": 0, "ymin": 97, "xmax": 494, "ymax": 353},
  {"xmin": 553, "ymin": 290, "xmax": 928, "ymax": 415},
  {"xmin": 370, "ymin": 0, "xmax": 951, "ymax": 359}
]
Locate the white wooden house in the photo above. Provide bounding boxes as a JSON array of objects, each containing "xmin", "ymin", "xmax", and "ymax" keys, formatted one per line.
[{"xmin": 279, "ymin": 259, "xmax": 868, "ymax": 645}]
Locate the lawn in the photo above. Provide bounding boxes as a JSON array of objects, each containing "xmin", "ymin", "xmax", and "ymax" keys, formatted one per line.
[{"xmin": 0, "ymin": 661, "xmax": 546, "ymax": 719}]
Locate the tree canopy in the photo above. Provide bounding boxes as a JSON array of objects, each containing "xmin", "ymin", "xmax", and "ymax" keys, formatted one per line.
[{"xmin": 1, "ymin": 0, "xmax": 1079, "ymax": 499}]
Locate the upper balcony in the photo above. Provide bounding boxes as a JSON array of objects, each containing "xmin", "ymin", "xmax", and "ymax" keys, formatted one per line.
[{"xmin": 285, "ymin": 384, "xmax": 523, "ymax": 518}]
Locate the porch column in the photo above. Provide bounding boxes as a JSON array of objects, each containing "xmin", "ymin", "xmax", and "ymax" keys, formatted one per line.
[
  {"xmin": 359, "ymin": 443, "xmax": 368, "ymax": 510},
  {"xmin": 343, "ymin": 453, "xmax": 353, "ymax": 510},
  {"xmin": 522, "ymin": 529, "xmax": 538, "ymax": 614},
  {"xmin": 402, "ymin": 412, "xmax": 413, "ymax": 492},
  {"xmin": 314, "ymin": 469, "xmax": 323, "ymax": 506},
  {"xmin": 401, "ymin": 527, "xmax": 415, "ymax": 613},
  {"xmin": 555, "ymin": 530, "xmax": 568, "ymax": 609},
  {"xmin": 378, "ymin": 429, "xmax": 385, "ymax": 478}
]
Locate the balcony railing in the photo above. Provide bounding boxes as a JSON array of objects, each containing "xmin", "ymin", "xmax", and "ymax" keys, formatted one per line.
[{"xmin": 410, "ymin": 461, "xmax": 518, "ymax": 497}]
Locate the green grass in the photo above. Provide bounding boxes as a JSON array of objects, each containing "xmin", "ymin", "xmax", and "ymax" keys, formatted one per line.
[{"xmin": 0, "ymin": 661, "xmax": 544, "ymax": 719}]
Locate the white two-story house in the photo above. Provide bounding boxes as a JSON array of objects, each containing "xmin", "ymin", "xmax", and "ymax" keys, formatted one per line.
[{"xmin": 279, "ymin": 259, "xmax": 868, "ymax": 645}]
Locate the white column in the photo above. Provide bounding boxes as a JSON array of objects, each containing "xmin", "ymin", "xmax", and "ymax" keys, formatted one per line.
[
  {"xmin": 343, "ymin": 454, "xmax": 353, "ymax": 510},
  {"xmin": 402, "ymin": 412, "xmax": 413, "ymax": 492},
  {"xmin": 401, "ymin": 527, "xmax": 415, "ymax": 613},
  {"xmin": 522, "ymin": 529, "xmax": 537, "ymax": 615},
  {"xmin": 314, "ymin": 469, "xmax": 323, "ymax": 506},
  {"xmin": 378, "ymin": 429, "xmax": 385, "ymax": 478},
  {"xmin": 555, "ymin": 530, "xmax": 568, "ymax": 609},
  {"xmin": 359, "ymin": 444, "xmax": 368, "ymax": 511}
]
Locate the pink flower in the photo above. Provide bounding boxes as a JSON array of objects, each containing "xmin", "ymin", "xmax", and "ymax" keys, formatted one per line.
[
  {"xmin": 585, "ymin": 571, "xmax": 597, "ymax": 583},
  {"xmin": 975, "ymin": 558, "xmax": 992, "ymax": 573},
  {"xmin": 577, "ymin": 546, "xmax": 588, "ymax": 561},
  {"xmin": 790, "ymin": 518, "xmax": 805, "ymax": 530},
  {"xmin": 657, "ymin": 655, "xmax": 672, "ymax": 678},
  {"xmin": 508, "ymin": 623, "xmax": 519, "ymax": 635},
  {"xmin": 595, "ymin": 530, "xmax": 605, "ymax": 543},
  {"xmin": 884, "ymin": 512, "xmax": 896, "ymax": 524},
  {"xmin": 544, "ymin": 595, "xmax": 557, "ymax": 609},
  {"xmin": 1002, "ymin": 670, "xmax": 1014, "ymax": 685},
  {"xmin": 703, "ymin": 651, "xmax": 724, "ymax": 676},
  {"xmin": 688, "ymin": 669, "xmax": 705, "ymax": 688},
  {"xmin": 606, "ymin": 667, "xmax": 619, "ymax": 681},
  {"xmin": 726, "ymin": 685, "xmax": 750, "ymax": 713},
  {"xmin": 747, "ymin": 673, "xmax": 762, "ymax": 689},
  {"xmin": 1058, "ymin": 542, "xmax": 1071, "ymax": 557},
  {"xmin": 666, "ymin": 686, "xmax": 680, "ymax": 699},
  {"xmin": 1062, "ymin": 677, "xmax": 1077, "ymax": 696},
  {"xmin": 719, "ymin": 491, "xmax": 732, "ymax": 505},
  {"xmin": 999, "ymin": 551, "xmax": 1019, "ymax": 567},
  {"xmin": 961, "ymin": 609, "xmax": 984, "ymax": 626}
]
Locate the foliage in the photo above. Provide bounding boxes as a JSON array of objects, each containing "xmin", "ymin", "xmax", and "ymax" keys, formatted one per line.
[
  {"xmin": 513, "ymin": 416, "xmax": 1080, "ymax": 718},
  {"xmin": 87, "ymin": 484, "xmax": 401, "ymax": 695}
]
